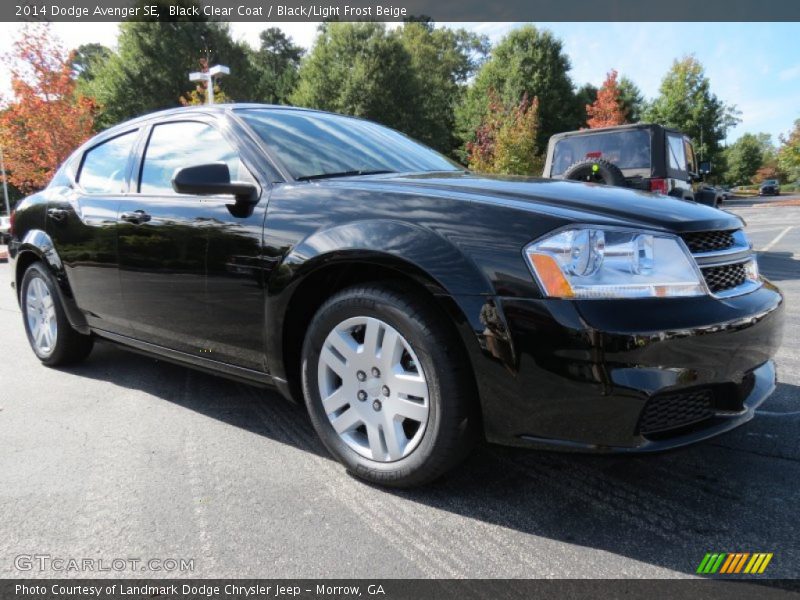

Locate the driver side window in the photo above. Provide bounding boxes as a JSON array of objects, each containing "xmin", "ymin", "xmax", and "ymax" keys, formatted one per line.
[{"xmin": 139, "ymin": 121, "xmax": 252, "ymax": 195}]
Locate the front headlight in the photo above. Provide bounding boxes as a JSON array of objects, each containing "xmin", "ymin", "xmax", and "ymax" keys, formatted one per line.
[{"xmin": 524, "ymin": 227, "xmax": 706, "ymax": 299}]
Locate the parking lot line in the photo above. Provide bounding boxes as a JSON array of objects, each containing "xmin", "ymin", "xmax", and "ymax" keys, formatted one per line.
[{"xmin": 759, "ymin": 226, "xmax": 793, "ymax": 252}]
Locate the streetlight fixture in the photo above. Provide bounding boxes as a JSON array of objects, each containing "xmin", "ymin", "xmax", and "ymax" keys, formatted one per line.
[{"xmin": 189, "ymin": 64, "xmax": 230, "ymax": 105}]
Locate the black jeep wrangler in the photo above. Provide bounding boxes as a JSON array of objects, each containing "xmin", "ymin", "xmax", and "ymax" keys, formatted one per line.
[{"xmin": 543, "ymin": 123, "xmax": 721, "ymax": 207}]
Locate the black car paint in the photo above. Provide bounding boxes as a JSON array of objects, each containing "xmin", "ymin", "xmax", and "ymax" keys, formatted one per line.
[
  {"xmin": 9, "ymin": 105, "xmax": 783, "ymax": 451},
  {"xmin": 759, "ymin": 181, "xmax": 781, "ymax": 196}
]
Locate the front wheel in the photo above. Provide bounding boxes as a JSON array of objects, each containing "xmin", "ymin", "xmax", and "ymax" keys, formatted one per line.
[
  {"xmin": 301, "ymin": 284, "xmax": 478, "ymax": 487},
  {"xmin": 21, "ymin": 262, "xmax": 93, "ymax": 366}
]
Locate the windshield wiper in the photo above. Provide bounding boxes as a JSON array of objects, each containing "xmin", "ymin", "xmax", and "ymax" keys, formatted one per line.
[{"xmin": 296, "ymin": 170, "xmax": 395, "ymax": 181}]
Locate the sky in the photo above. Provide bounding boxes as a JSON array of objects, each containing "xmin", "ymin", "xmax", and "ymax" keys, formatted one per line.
[{"xmin": 0, "ymin": 21, "xmax": 797, "ymax": 144}]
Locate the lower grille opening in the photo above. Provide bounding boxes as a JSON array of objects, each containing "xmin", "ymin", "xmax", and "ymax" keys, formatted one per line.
[
  {"xmin": 701, "ymin": 262, "xmax": 747, "ymax": 294},
  {"xmin": 638, "ymin": 379, "xmax": 754, "ymax": 439},
  {"xmin": 639, "ymin": 390, "xmax": 715, "ymax": 436}
]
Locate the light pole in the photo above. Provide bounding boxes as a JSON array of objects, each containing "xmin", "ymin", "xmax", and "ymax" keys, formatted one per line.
[
  {"xmin": 0, "ymin": 144, "xmax": 10, "ymax": 217},
  {"xmin": 189, "ymin": 64, "xmax": 230, "ymax": 105}
]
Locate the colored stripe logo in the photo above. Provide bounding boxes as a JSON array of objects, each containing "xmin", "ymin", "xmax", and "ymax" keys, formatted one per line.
[{"xmin": 696, "ymin": 552, "xmax": 773, "ymax": 574}]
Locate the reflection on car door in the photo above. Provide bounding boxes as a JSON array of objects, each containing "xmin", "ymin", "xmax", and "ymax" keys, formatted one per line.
[
  {"xmin": 117, "ymin": 119, "xmax": 268, "ymax": 370},
  {"xmin": 46, "ymin": 129, "xmax": 139, "ymax": 335}
]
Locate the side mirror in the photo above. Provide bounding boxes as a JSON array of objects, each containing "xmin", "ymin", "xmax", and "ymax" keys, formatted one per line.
[
  {"xmin": 172, "ymin": 163, "xmax": 258, "ymax": 205},
  {"xmin": 698, "ymin": 161, "xmax": 712, "ymax": 176}
]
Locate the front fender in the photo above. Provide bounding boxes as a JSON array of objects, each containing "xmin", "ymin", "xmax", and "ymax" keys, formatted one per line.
[
  {"xmin": 277, "ymin": 219, "xmax": 494, "ymax": 296},
  {"xmin": 263, "ymin": 219, "xmax": 502, "ymax": 389},
  {"xmin": 14, "ymin": 229, "xmax": 90, "ymax": 334}
]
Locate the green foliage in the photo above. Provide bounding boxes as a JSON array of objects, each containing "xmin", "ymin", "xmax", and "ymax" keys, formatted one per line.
[
  {"xmin": 395, "ymin": 21, "xmax": 489, "ymax": 153},
  {"xmin": 618, "ymin": 76, "xmax": 645, "ymax": 123},
  {"xmin": 467, "ymin": 91, "xmax": 541, "ymax": 175},
  {"xmin": 249, "ymin": 28, "xmax": 304, "ymax": 105},
  {"xmin": 292, "ymin": 21, "xmax": 485, "ymax": 155},
  {"xmin": 291, "ymin": 22, "xmax": 420, "ymax": 137},
  {"xmin": 644, "ymin": 55, "xmax": 740, "ymax": 168},
  {"xmin": 457, "ymin": 25, "xmax": 578, "ymax": 153},
  {"xmin": 574, "ymin": 83, "xmax": 598, "ymax": 127},
  {"xmin": 71, "ymin": 43, "xmax": 112, "ymax": 85},
  {"xmin": 777, "ymin": 118, "xmax": 800, "ymax": 183},
  {"xmin": 85, "ymin": 1, "xmax": 259, "ymax": 128},
  {"xmin": 723, "ymin": 133, "xmax": 769, "ymax": 185}
]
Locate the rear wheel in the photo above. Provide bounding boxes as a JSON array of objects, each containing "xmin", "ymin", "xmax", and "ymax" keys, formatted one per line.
[
  {"xmin": 301, "ymin": 284, "xmax": 478, "ymax": 487},
  {"xmin": 21, "ymin": 262, "xmax": 93, "ymax": 366}
]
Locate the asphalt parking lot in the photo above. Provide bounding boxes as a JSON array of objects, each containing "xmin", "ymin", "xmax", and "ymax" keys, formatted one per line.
[{"xmin": 0, "ymin": 197, "xmax": 798, "ymax": 579}]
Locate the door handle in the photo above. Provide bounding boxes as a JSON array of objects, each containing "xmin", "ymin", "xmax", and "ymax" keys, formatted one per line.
[
  {"xmin": 119, "ymin": 210, "xmax": 151, "ymax": 224},
  {"xmin": 47, "ymin": 208, "xmax": 68, "ymax": 221}
]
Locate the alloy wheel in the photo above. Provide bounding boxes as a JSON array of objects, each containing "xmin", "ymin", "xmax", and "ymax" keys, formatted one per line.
[{"xmin": 25, "ymin": 276, "xmax": 57, "ymax": 356}]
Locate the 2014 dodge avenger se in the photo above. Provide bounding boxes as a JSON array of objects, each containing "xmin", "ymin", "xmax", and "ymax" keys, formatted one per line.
[{"xmin": 7, "ymin": 105, "xmax": 784, "ymax": 486}]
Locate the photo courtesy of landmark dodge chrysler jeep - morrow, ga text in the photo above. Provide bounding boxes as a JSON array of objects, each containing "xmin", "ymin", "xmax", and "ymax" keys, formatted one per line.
[{"xmin": 7, "ymin": 105, "xmax": 784, "ymax": 487}]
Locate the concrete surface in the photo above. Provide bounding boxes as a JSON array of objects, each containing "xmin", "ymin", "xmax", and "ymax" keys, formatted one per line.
[{"xmin": 0, "ymin": 200, "xmax": 798, "ymax": 579}]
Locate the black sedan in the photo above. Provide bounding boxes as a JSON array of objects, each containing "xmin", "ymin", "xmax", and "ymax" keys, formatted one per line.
[{"xmin": 7, "ymin": 105, "xmax": 784, "ymax": 487}]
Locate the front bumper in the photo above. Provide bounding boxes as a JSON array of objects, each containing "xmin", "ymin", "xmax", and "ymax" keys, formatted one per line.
[{"xmin": 474, "ymin": 281, "xmax": 784, "ymax": 451}]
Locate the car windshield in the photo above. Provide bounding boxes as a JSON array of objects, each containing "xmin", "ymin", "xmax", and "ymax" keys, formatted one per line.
[
  {"xmin": 237, "ymin": 108, "xmax": 461, "ymax": 181},
  {"xmin": 552, "ymin": 129, "xmax": 651, "ymax": 176},
  {"xmin": 763, "ymin": 180, "xmax": 778, "ymax": 185}
]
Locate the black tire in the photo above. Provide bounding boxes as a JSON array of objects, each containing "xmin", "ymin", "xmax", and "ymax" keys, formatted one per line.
[
  {"xmin": 563, "ymin": 158, "xmax": 627, "ymax": 187},
  {"xmin": 20, "ymin": 262, "xmax": 93, "ymax": 366},
  {"xmin": 301, "ymin": 283, "xmax": 479, "ymax": 487}
]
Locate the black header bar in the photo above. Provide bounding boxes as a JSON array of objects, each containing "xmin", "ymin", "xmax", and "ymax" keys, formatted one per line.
[{"xmin": 7, "ymin": 0, "xmax": 800, "ymax": 22}]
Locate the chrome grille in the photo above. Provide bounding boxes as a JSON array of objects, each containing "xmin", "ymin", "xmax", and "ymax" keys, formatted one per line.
[
  {"xmin": 680, "ymin": 230, "xmax": 736, "ymax": 254},
  {"xmin": 680, "ymin": 228, "xmax": 757, "ymax": 296}
]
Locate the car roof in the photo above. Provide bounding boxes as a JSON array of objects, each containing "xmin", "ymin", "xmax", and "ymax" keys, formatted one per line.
[
  {"xmin": 549, "ymin": 123, "xmax": 684, "ymax": 142},
  {"xmin": 98, "ymin": 103, "xmax": 338, "ymax": 138}
]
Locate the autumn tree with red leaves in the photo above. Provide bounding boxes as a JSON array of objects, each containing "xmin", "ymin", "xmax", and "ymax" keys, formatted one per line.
[
  {"xmin": 0, "ymin": 25, "xmax": 96, "ymax": 193},
  {"xmin": 586, "ymin": 69, "xmax": 627, "ymax": 129}
]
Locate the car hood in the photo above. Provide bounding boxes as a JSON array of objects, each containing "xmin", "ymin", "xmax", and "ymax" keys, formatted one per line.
[{"xmin": 321, "ymin": 171, "xmax": 742, "ymax": 233}]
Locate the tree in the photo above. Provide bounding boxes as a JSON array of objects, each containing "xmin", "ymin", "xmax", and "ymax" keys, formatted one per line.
[
  {"xmin": 777, "ymin": 119, "xmax": 800, "ymax": 183},
  {"xmin": 458, "ymin": 26, "xmax": 577, "ymax": 152},
  {"xmin": 723, "ymin": 133, "xmax": 768, "ymax": 186},
  {"xmin": 618, "ymin": 76, "xmax": 645, "ymax": 123},
  {"xmin": 753, "ymin": 164, "xmax": 782, "ymax": 184},
  {"xmin": 0, "ymin": 25, "xmax": 95, "ymax": 193},
  {"xmin": 574, "ymin": 83, "xmax": 598, "ymax": 128},
  {"xmin": 86, "ymin": 1, "xmax": 258, "ymax": 128},
  {"xmin": 249, "ymin": 27, "xmax": 304, "ymax": 105},
  {"xmin": 586, "ymin": 70, "xmax": 626, "ymax": 128},
  {"xmin": 466, "ymin": 90, "xmax": 541, "ymax": 175},
  {"xmin": 71, "ymin": 43, "xmax": 112, "ymax": 84},
  {"xmin": 394, "ymin": 20, "xmax": 489, "ymax": 153},
  {"xmin": 291, "ymin": 22, "xmax": 420, "ymax": 136},
  {"xmin": 645, "ymin": 56, "xmax": 740, "ymax": 167}
]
